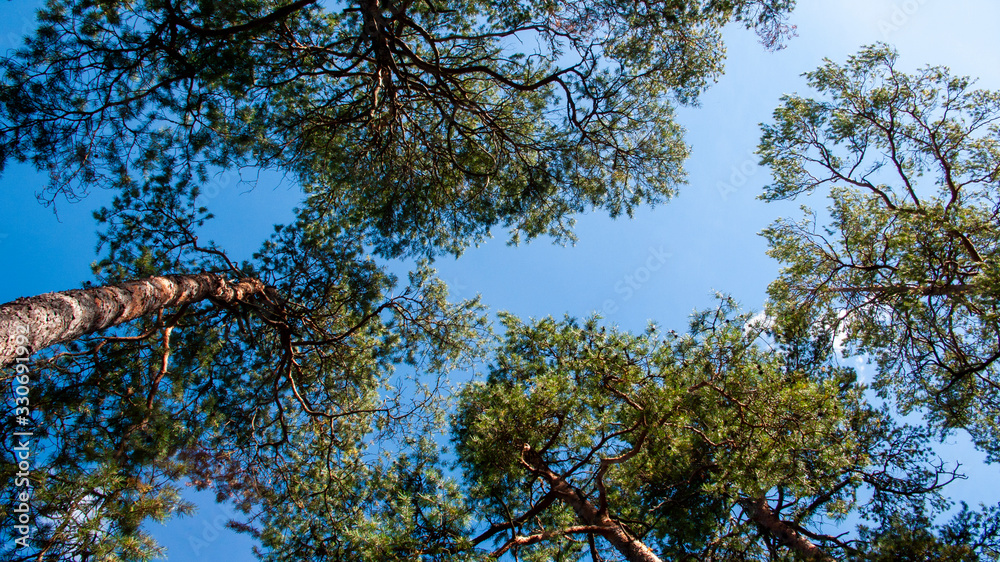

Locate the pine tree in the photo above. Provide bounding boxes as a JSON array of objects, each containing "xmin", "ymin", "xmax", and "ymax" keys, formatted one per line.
[{"xmin": 759, "ymin": 44, "xmax": 1000, "ymax": 460}]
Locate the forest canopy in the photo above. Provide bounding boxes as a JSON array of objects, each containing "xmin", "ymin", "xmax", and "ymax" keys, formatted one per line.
[
  {"xmin": 0, "ymin": 0, "xmax": 794, "ymax": 256},
  {"xmin": 2, "ymin": 2, "xmax": 999, "ymax": 561}
]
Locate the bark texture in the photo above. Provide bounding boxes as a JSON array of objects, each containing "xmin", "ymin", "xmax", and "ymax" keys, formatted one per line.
[
  {"xmin": 0, "ymin": 273, "xmax": 266, "ymax": 367},
  {"xmin": 742, "ymin": 497, "xmax": 833, "ymax": 561},
  {"xmin": 521, "ymin": 445, "xmax": 664, "ymax": 562}
]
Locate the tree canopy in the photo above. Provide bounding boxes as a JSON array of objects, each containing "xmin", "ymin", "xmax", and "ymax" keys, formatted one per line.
[
  {"xmin": 2, "ymin": 4, "xmax": 1000, "ymax": 562},
  {"xmin": 759, "ymin": 43, "xmax": 1000, "ymax": 460},
  {"xmin": 452, "ymin": 302, "xmax": 997, "ymax": 561},
  {"xmin": 0, "ymin": 0, "xmax": 794, "ymax": 256},
  {"xmin": 1, "ymin": 178, "xmax": 486, "ymax": 560}
]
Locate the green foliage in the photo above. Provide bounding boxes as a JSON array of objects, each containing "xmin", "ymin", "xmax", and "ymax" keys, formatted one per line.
[
  {"xmin": 452, "ymin": 299, "xmax": 988, "ymax": 560},
  {"xmin": 759, "ymin": 43, "xmax": 1000, "ymax": 459},
  {"xmin": 2, "ymin": 178, "xmax": 488, "ymax": 560},
  {"xmin": 853, "ymin": 504, "xmax": 1000, "ymax": 561},
  {"xmin": 5, "ymin": 9, "xmax": 1000, "ymax": 562},
  {"xmin": 1, "ymin": 0, "xmax": 794, "ymax": 257},
  {"xmin": 245, "ymin": 433, "xmax": 486, "ymax": 562}
]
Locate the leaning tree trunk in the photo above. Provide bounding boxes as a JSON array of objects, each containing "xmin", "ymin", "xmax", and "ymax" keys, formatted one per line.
[
  {"xmin": 0, "ymin": 273, "xmax": 267, "ymax": 367},
  {"xmin": 741, "ymin": 497, "xmax": 833, "ymax": 561},
  {"xmin": 521, "ymin": 445, "xmax": 664, "ymax": 562}
]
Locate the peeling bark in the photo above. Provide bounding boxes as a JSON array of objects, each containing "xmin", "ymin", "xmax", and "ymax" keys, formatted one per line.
[{"xmin": 0, "ymin": 273, "xmax": 267, "ymax": 367}]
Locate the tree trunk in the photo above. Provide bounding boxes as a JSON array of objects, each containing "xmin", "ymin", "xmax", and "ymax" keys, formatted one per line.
[
  {"xmin": 0, "ymin": 273, "xmax": 267, "ymax": 367},
  {"xmin": 521, "ymin": 445, "xmax": 664, "ymax": 562},
  {"xmin": 741, "ymin": 497, "xmax": 833, "ymax": 561}
]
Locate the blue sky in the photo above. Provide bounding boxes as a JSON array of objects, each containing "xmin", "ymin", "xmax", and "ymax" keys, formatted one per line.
[{"xmin": 3, "ymin": 1, "xmax": 1000, "ymax": 559}]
